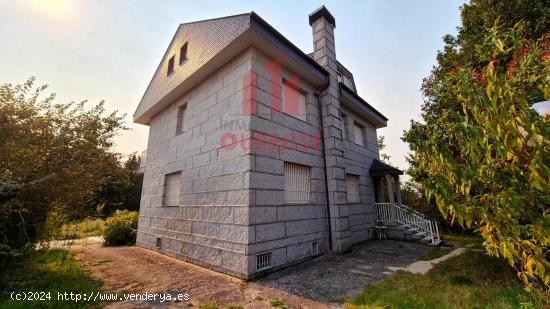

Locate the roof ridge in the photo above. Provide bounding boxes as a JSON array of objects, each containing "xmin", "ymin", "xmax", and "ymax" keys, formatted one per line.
[{"xmin": 179, "ymin": 12, "xmax": 252, "ymax": 26}]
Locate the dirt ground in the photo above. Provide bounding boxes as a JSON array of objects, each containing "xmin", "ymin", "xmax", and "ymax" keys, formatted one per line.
[
  {"xmin": 74, "ymin": 240, "xmax": 433, "ymax": 308},
  {"xmin": 76, "ymin": 244, "xmax": 336, "ymax": 308}
]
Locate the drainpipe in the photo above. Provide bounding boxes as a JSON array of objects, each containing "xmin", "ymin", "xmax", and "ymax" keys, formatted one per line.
[{"xmin": 315, "ymin": 87, "xmax": 332, "ymax": 252}]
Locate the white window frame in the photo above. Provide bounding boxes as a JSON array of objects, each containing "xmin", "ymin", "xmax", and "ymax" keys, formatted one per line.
[
  {"xmin": 284, "ymin": 162, "xmax": 311, "ymax": 204},
  {"xmin": 281, "ymin": 80, "xmax": 307, "ymax": 122}
]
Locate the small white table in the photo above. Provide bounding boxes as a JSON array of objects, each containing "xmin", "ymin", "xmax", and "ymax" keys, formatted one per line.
[{"xmin": 374, "ymin": 226, "xmax": 387, "ymax": 240}]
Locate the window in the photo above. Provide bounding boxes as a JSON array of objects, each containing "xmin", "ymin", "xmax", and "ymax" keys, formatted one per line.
[
  {"xmin": 337, "ymin": 72, "xmax": 343, "ymax": 83},
  {"xmin": 312, "ymin": 242, "xmax": 319, "ymax": 255},
  {"xmin": 284, "ymin": 162, "xmax": 311, "ymax": 204},
  {"xmin": 156, "ymin": 237, "xmax": 162, "ymax": 249},
  {"xmin": 256, "ymin": 252, "xmax": 272, "ymax": 270},
  {"xmin": 353, "ymin": 122, "xmax": 365, "ymax": 146},
  {"xmin": 346, "ymin": 174, "xmax": 360, "ymax": 203},
  {"xmin": 179, "ymin": 42, "xmax": 188, "ymax": 65},
  {"xmin": 282, "ymin": 81, "xmax": 307, "ymax": 121},
  {"xmin": 163, "ymin": 172, "xmax": 181, "ymax": 206},
  {"xmin": 176, "ymin": 104, "xmax": 187, "ymax": 135},
  {"xmin": 341, "ymin": 113, "xmax": 349, "ymax": 140},
  {"xmin": 167, "ymin": 56, "xmax": 175, "ymax": 76},
  {"xmin": 343, "ymin": 75, "xmax": 354, "ymax": 89}
]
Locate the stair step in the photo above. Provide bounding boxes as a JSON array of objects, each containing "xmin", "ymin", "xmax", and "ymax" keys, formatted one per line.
[{"xmin": 411, "ymin": 231, "xmax": 426, "ymax": 239}]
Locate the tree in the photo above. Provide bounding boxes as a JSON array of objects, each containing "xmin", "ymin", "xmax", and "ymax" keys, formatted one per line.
[
  {"xmin": 377, "ymin": 135, "xmax": 391, "ymax": 163},
  {"xmin": 403, "ymin": 0, "xmax": 550, "ymax": 289},
  {"xmin": 92, "ymin": 153, "xmax": 143, "ymax": 216},
  {"xmin": 0, "ymin": 77, "xmax": 126, "ymax": 249},
  {"xmin": 404, "ymin": 22, "xmax": 549, "ymax": 289}
]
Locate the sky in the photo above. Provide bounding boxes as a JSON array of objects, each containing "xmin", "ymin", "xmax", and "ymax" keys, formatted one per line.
[{"xmin": 0, "ymin": 0, "xmax": 465, "ymax": 172}]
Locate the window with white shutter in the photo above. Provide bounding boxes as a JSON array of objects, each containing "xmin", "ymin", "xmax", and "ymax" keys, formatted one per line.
[
  {"xmin": 346, "ymin": 174, "xmax": 360, "ymax": 203},
  {"xmin": 284, "ymin": 162, "xmax": 311, "ymax": 204},
  {"xmin": 353, "ymin": 122, "xmax": 365, "ymax": 146},
  {"xmin": 282, "ymin": 81, "xmax": 307, "ymax": 121},
  {"xmin": 163, "ymin": 172, "xmax": 181, "ymax": 206}
]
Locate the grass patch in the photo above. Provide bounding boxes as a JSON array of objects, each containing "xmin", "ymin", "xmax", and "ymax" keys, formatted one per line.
[
  {"xmin": 349, "ymin": 250, "xmax": 544, "ymax": 309},
  {"xmin": 270, "ymin": 298, "xmax": 287, "ymax": 308},
  {"xmin": 58, "ymin": 218, "xmax": 105, "ymax": 240},
  {"xmin": 443, "ymin": 233, "xmax": 484, "ymax": 249},
  {"xmin": 418, "ymin": 246, "xmax": 451, "ymax": 261},
  {"xmin": 0, "ymin": 249, "xmax": 102, "ymax": 308}
]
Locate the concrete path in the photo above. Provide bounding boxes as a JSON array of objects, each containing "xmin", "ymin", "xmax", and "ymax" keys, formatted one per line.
[
  {"xmin": 388, "ymin": 247, "xmax": 466, "ymax": 274},
  {"xmin": 36, "ymin": 236, "xmax": 103, "ymax": 249}
]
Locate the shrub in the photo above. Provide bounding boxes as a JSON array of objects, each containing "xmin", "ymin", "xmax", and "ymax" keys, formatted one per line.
[{"xmin": 103, "ymin": 211, "xmax": 138, "ymax": 246}]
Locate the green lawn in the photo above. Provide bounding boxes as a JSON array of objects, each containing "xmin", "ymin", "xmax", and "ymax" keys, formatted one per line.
[
  {"xmin": 348, "ymin": 250, "xmax": 544, "ymax": 309},
  {"xmin": 0, "ymin": 249, "xmax": 103, "ymax": 308}
]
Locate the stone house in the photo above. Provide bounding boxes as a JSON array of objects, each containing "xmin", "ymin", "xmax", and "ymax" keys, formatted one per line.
[{"xmin": 134, "ymin": 6, "xmax": 435, "ymax": 279}]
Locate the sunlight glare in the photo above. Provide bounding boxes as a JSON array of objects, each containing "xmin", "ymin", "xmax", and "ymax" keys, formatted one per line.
[{"xmin": 29, "ymin": 0, "xmax": 71, "ymax": 16}]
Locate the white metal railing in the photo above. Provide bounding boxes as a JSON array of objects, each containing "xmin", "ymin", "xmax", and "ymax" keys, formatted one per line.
[{"xmin": 375, "ymin": 203, "xmax": 440, "ymax": 245}]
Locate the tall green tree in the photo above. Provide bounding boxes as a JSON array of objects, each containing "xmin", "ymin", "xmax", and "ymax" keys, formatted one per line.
[
  {"xmin": 0, "ymin": 78, "xmax": 126, "ymax": 249},
  {"xmin": 93, "ymin": 153, "xmax": 143, "ymax": 216},
  {"xmin": 403, "ymin": 0, "xmax": 550, "ymax": 289}
]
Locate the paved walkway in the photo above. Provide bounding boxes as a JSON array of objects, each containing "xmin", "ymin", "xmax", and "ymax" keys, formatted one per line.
[
  {"xmin": 75, "ymin": 240, "xmax": 433, "ymax": 307},
  {"xmin": 255, "ymin": 240, "xmax": 431, "ymax": 303}
]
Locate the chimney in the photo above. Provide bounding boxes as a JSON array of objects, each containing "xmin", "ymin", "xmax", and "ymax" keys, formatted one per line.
[
  {"xmin": 309, "ymin": 6, "xmax": 352, "ymax": 254},
  {"xmin": 309, "ymin": 6, "xmax": 337, "ymax": 77}
]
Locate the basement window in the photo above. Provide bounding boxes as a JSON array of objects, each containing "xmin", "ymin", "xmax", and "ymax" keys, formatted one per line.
[
  {"xmin": 179, "ymin": 42, "xmax": 188, "ymax": 65},
  {"xmin": 312, "ymin": 242, "xmax": 319, "ymax": 255},
  {"xmin": 167, "ymin": 56, "xmax": 175, "ymax": 76},
  {"xmin": 256, "ymin": 252, "xmax": 272, "ymax": 271}
]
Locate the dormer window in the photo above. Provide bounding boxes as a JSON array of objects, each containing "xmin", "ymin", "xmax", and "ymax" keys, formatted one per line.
[
  {"xmin": 179, "ymin": 42, "xmax": 188, "ymax": 65},
  {"xmin": 167, "ymin": 56, "xmax": 175, "ymax": 76}
]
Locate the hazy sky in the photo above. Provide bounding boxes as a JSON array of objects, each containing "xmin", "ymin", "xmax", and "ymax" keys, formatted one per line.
[{"xmin": 0, "ymin": 0, "xmax": 464, "ymax": 171}]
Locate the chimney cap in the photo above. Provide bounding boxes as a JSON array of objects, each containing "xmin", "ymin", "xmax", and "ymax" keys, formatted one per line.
[{"xmin": 309, "ymin": 5, "xmax": 335, "ymax": 28}]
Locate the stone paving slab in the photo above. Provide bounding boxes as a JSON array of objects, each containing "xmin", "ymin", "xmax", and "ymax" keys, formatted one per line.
[{"xmin": 254, "ymin": 240, "xmax": 432, "ymax": 303}]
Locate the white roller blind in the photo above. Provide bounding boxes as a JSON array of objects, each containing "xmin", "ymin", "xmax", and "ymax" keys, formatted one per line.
[
  {"xmin": 354, "ymin": 123, "xmax": 364, "ymax": 146},
  {"xmin": 284, "ymin": 162, "xmax": 311, "ymax": 204},
  {"xmin": 164, "ymin": 172, "xmax": 181, "ymax": 206},
  {"xmin": 282, "ymin": 82, "xmax": 307, "ymax": 121}
]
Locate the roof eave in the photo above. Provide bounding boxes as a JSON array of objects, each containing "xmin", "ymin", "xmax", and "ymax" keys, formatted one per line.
[{"xmin": 339, "ymin": 83, "xmax": 388, "ymax": 128}]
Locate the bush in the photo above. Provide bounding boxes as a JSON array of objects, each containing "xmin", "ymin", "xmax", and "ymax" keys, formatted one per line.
[{"xmin": 103, "ymin": 211, "xmax": 138, "ymax": 246}]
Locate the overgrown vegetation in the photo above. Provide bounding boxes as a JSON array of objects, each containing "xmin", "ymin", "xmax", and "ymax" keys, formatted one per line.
[
  {"xmin": 402, "ymin": 0, "xmax": 550, "ymax": 289},
  {"xmin": 0, "ymin": 249, "xmax": 103, "ymax": 308},
  {"xmin": 0, "ymin": 78, "xmax": 143, "ymax": 278},
  {"xmin": 103, "ymin": 210, "xmax": 138, "ymax": 246},
  {"xmin": 349, "ymin": 250, "xmax": 545, "ymax": 309},
  {"xmin": 57, "ymin": 218, "xmax": 105, "ymax": 240}
]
